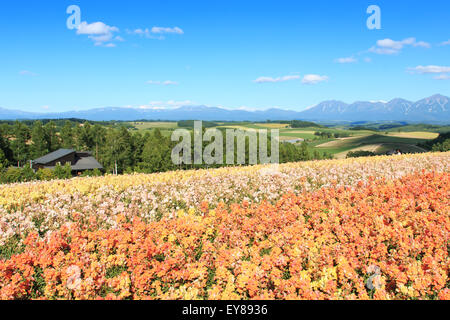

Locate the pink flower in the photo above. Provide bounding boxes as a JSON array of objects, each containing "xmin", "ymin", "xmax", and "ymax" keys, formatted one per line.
[{"xmin": 66, "ymin": 265, "xmax": 82, "ymax": 291}]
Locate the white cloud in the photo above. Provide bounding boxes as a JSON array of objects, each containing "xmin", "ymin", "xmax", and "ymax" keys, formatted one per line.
[
  {"xmin": 408, "ymin": 65, "xmax": 450, "ymax": 81},
  {"xmin": 413, "ymin": 41, "xmax": 431, "ymax": 48},
  {"xmin": 162, "ymin": 80, "xmax": 179, "ymax": 85},
  {"xmin": 335, "ymin": 57, "xmax": 357, "ymax": 64},
  {"xmin": 128, "ymin": 28, "xmax": 151, "ymax": 36},
  {"xmin": 91, "ymin": 34, "xmax": 114, "ymax": 44},
  {"xmin": 128, "ymin": 28, "xmax": 146, "ymax": 35},
  {"xmin": 76, "ymin": 21, "xmax": 120, "ymax": 47},
  {"xmin": 364, "ymin": 57, "xmax": 372, "ymax": 63},
  {"xmin": 409, "ymin": 65, "xmax": 450, "ymax": 74},
  {"xmin": 301, "ymin": 74, "xmax": 329, "ymax": 85},
  {"xmin": 253, "ymin": 75, "xmax": 300, "ymax": 83},
  {"xmin": 41, "ymin": 105, "xmax": 50, "ymax": 110},
  {"xmin": 19, "ymin": 70, "xmax": 37, "ymax": 76},
  {"xmin": 77, "ymin": 21, "xmax": 119, "ymax": 35},
  {"xmin": 433, "ymin": 74, "xmax": 450, "ymax": 80},
  {"xmin": 127, "ymin": 28, "xmax": 164, "ymax": 40},
  {"xmin": 369, "ymin": 100, "xmax": 388, "ymax": 103},
  {"xmin": 233, "ymin": 106, "xmax": 261, "ymax": 112},
  {"xmin": 369, "ymin": 37, "xmax": 430, "ymax": 55},
  {"xmin": 138, "ymin": 100, "xmax": 194, "ymax": 109},
  {"xmin": 127, "ymin": 27, "xmax": 184, "ymax": 40},
  {"xmin": 147, "ymin": 80, "xmax": 179, "ymax": 86},
  {"xmin": 137, "ymin": 105, "xmax": 166, "ymax": 110},
  {"xmin": 151, "ymin": 27, "xmax": 184, "ymax": 35},
  {"xmin": 254, "ymin": 74, "xmax": 328, "ymax": 85},
  {"xmin": 440, "ymin": 39, "xmax": 450, "ymax": 46}
]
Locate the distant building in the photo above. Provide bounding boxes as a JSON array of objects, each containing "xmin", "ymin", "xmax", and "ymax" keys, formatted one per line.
[
  {"xmin": 32, "ymin": 149, "xmax": 103, "ymax": 174},
  {"xmin": 386, "ymin": 149, "xmax": 402, "ymax": 156},
  {"xmin": 282, "ymin": 138, "xmax": 305, "ymax": 144}
]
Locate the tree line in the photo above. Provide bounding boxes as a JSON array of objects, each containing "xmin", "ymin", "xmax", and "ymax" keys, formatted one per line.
[
  {"xmin": 419, "ymin": 132, "xmax": 450, "ymax": 152},
  {"xmin": 0, "ymin": 120, "xmax": 332, "ymax": 183},
  {"xmin": 314, "ymin": 131, "xmax": 351, "ymax": 139}
]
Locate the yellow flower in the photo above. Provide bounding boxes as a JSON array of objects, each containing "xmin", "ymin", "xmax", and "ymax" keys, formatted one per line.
[
  {"xmin": 177, "ymin": 209, "xmax": 185, "ymax": 218},
  {"xmin": 168, "ymin": 234, "xmax": 177, "ymax": 243}
]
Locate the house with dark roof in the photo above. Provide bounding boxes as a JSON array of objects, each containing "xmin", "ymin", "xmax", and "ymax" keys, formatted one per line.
[{"xmin": 32, "ymin": 149, "xmax": 103, "ymax": 174}]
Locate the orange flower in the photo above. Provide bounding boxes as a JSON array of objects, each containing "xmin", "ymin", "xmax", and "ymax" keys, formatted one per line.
[{"xmin": 0, "ymin": 171, "xmax": 448, "ymax": 300}]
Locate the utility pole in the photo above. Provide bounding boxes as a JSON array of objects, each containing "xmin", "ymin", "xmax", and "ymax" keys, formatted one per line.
[{"xmin": 114, "ymin": 135, "xmax": 117, "ymax": 175}]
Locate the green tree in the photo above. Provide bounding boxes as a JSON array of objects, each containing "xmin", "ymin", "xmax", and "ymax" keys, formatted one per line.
[
  {"xmin": 54, "ymin": 163, "xmax": 72, "ymax": 179},
  {"xmin": 347, "ymin": 151, "xmax": 376, "ymax": 158},
  {"xmin": 11, "ymin": 121, "xmax": 30, "ymax": 167},
  {"xmin": 431, "ymin": 139, "xmax": 450, "ymax": 152},
  {"xmin": 80, "ymin": 122, "xmax": 94, "ymax": 150},
  {"xmin": 103, "ymin": 127, "xmax": 134, "ymax": 174},
  {"xmin": 0, "ymin": 126, "xmax": 13, "ymax": 167},
  {"xmin": 73, "ymin": 125, "xmax": 84, "ymax": 150},
  {"xmin": 91, "ymin": 124, "xmax": 107, "ymax": 160},
  {"xmin": 20, "ymin": 165, "xmax": 36, "ymax": 182},
  {"xmin": 298, "ymin": 141, "xmax": 311, "ymax": 161},
  {"xmin": 31, "ymin": 121, "xmax": 49, "ymax": 158},
  {"xmin": 0, "ymin": 149, "xmax": 7, "ymax": 168},
  {"xmin": 140, "ymin": 129, "xmax": 172, "ymax": 173},
  {"xmin": 60, "ymin": 121, "xmax": 74, "ymax": 149},
  {"xmin": 44, "ymin": 121, "xmax": 60, "ymax": 151},
  {"xmin": 132, "ymin": 131, "xmax": 146, "ymax": 165}
]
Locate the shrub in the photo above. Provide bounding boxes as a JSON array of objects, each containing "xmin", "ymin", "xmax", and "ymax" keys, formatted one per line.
[
  {"xmin": 2, "ymin": 167, "xmax": 22, "ymax": 184},
  {"xmin": 80, "ymin": 168, "xmax": 103, "ymax": 177},
  {"xmin": 54, "ymin": 163, "xmax": 72, "ymax": 179},
  {"xmin": 36, "ymin": 168, "xmax": 56, "ymax": 181},
  {"xmin": 431, "ymin": 139, "xmax": 450, "ymax": 152},
  {"xmin": 347, "ymin": 151, "xmax": 376, "ymax": 158},
  {"xmin": 20, "ymin": 165, "xmax": 36, "ymax": 182}
]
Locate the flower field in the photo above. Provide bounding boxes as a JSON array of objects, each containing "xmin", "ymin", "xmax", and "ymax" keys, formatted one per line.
[{"xmin": 0, "ymin": 152, "xmax": 449, "ymax": 300}]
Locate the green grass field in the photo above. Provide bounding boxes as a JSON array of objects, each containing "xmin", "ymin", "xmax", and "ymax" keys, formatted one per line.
[
  {"xmin": 129, "ymin": 122, "xmax": 179, "ymax": 131},
  {"xmin": 315, "ymin": 134, "xmax": 429, "ymax": 158},
  {"xmin": 125, "ymin": 121, "xmax": 442, "ymax": 159}
]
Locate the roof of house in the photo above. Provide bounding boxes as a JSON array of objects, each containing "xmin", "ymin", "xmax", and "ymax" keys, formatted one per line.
[
  {"xmin": 71, "ymin": 156, "xmax": 103, "ymax": 171},
  {"xmin": 283, "ymin": 138, "xmax": 305, "ymax": 144},
  {"xmin": 33, "ymin": 149, "xmax": 103, "ymax": 171},
  {"xmin": 33, "ymin": 149, "xmax": 76, "ymax": 164}
]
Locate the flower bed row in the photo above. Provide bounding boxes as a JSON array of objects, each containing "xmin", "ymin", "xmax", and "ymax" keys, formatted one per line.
[
  {"xmin": 1, "ymin": 152, "xmax": 449, "ymax": 246},
  {"xmin": 1, "ymin": 171, "xmax": 448, "ymax": 300}
]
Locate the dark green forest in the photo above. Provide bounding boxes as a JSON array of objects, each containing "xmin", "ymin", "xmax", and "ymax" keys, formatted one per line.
[{"xmin": 419, "ymin": 132, "xmax": 450, "ymax": 152}]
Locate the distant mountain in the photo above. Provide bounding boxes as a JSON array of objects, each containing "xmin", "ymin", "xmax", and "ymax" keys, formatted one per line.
[
  {"xmin": 0, "ymin": 94, "xmax": 449, "ymax": 123},
  {"xmin": 0, "ymin": 107, "xmax": 36, "ymax": 120},
  {"xmin": 406, "ymin": 94, "xmax": 450, "ymax": 121},
  {"xmin": 298, "ymin": 94, "xmax": 449, "ymax": 122}
]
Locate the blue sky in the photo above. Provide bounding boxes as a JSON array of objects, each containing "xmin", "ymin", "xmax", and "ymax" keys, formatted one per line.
[{"xmin": 0, "ymin": 0, "xmax": 449, "ymax": 113}]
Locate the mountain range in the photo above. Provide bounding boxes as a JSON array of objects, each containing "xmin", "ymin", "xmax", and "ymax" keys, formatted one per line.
[{"xmin": 1, "ymin": 94, "xmax": 449, "ymax": 123}]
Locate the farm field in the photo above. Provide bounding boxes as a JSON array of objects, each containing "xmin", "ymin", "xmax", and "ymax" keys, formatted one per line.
[
  {"xmin": 129, "ymin": 122, "xmax": 179, "ymax": 130},
  {"xmin": 384, "ymin": 132, "xmax": 439, "ymax": 139},
  {"xmin": 333, "ymin": 143, "xmax": 427, "ymax": 159},
  {"xmin": 0, "ymin": 152, "xmax": 449, "ymax": 300},
  {"xmin": 314, "ymin": 134, "xmax": 430, "ymax": 158},
  {"xmin": 125, "ymin": 121, "xmax": 441, "ymax": 159}
]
